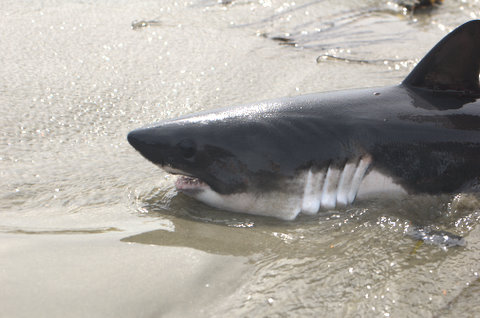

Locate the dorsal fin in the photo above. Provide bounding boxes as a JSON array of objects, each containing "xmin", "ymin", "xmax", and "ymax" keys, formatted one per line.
[{"xmin": 403, "ymin": 20, "xmax": 480, "ymax": 93}]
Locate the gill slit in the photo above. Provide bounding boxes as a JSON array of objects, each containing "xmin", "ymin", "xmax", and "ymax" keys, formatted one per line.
[{"xmin": 301, "ymin": 155, "xmax": 372, "ymax": 215}]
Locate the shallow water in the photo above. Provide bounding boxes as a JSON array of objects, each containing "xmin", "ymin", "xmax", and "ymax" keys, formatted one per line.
[{"xmin": 1, "ymin": 0, "xmax": 480, "ymax": 317}]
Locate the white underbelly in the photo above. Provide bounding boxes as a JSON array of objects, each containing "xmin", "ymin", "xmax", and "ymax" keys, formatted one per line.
[{"xmin": 356, "ymin": 170, "xmax": 407, "ymax": 199}]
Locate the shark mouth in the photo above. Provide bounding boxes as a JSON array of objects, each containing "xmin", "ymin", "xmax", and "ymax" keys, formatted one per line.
[
  {"xmin": 175, "ymin": 175, "xmax": 209, "ymax": 193},
  {"xmin": 159, "ymin": 165, "xmax": 210, "ymax": 193}
]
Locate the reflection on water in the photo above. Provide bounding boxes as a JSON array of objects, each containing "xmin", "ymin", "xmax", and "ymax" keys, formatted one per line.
[{"xmin": 122, "ymin": 219, "xmax": 280, "ymax": 257}]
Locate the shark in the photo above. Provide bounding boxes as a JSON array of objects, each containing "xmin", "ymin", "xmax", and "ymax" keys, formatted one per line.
[{"xmin": 128, "ymin": 20, "xmax": 480, "ymax": 221}]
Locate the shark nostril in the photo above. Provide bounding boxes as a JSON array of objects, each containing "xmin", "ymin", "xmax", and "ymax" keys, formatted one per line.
[{"xmin": 177, "ymin": 139, "xmax": 196, "ymax": 159}]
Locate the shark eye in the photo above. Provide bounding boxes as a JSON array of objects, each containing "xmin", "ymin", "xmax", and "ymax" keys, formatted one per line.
[{"xmin": 177, "ymin": 139, "xmax": 196, "ymax": 159}]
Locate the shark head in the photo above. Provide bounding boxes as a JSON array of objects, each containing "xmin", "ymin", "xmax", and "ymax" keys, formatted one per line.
[
  {"xmin": 127, "ymin": 103, "xmax": 364, "ymax": 220},
  {"xmin": 127, "ymin": 110, "xmax": 275, "ymax": 196}
]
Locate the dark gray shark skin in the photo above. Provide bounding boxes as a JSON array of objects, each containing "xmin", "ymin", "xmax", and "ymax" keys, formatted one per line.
[{"xmin": 128, "ymin": 20, "xmax": 480, "ymax": 220}]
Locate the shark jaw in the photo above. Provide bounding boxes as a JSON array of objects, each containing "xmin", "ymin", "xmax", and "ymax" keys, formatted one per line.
[
  {"xmin": 167, "ymin": 155, "xmax": 407, "ymax": 221},
  {"xmin": 171, "ymin": 169, "xmax": 305, "ymax": 220}
]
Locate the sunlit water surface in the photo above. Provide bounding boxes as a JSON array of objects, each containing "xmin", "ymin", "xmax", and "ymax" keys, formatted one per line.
[{"xmin": 1, "ymin": 0, "xmax": 480, "ymax": 317}]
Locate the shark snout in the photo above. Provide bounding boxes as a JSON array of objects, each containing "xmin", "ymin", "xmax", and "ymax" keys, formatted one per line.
[{"xmin": 127, "ymin": 128, "xmax": 167, "ymax": 165}]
